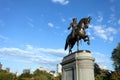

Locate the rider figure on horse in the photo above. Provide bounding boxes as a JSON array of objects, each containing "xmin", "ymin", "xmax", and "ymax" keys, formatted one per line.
[
  {"xmin": 65, "ymin": 17, "xmax": 91, "ymax": 53},
  {"xmin": 68, "ymin": 18, "xmax": 78, "ymax": 38}
]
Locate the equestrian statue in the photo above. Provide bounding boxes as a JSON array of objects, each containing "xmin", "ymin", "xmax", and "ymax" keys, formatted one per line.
[{"xmin": 64, "ymin": 16, "xmax": 92, "ymax": 54}]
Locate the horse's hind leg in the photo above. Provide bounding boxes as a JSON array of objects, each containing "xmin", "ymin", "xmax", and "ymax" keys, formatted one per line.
[{"xmin": 69, "ymin": 44, "xmax": 72, "ymax": 54}]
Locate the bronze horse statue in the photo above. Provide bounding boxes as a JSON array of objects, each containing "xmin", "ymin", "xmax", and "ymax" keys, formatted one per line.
[{"xmin": 64, "ymin": 17, "xmax": 91, "ymax": 53}]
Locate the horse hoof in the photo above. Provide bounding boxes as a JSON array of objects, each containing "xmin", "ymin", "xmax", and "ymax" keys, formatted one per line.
[
  {"xmin": 87, "ymin": 42, "xmax": 90, "ymax": 45},
  {"xmin": 69, "ymin": 50, "xmax": 72, "ymax": 54}
]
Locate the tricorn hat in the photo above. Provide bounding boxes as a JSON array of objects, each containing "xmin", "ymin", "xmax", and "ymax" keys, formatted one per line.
[{"xmin": 73, "ymin": 17, "xmax": 77, "ymax": 21}]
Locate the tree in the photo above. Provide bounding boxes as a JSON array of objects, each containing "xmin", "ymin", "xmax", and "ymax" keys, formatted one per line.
[
  {"xmin": 111, "ymin": 43, "xmax": 120, "ymax": 71},
  {"xmin": 54, "ymin": 73, "xmax": 61, "ymax": 80},
  {"xmin": 95, "ymin": 70, "xmax": 111, "ymax": 80},
  {"xmin": 94, "ymin": 63, "xmax": 101, "ymax": 77},
  {"xmin": 18, "ymin": 72, "xmax": 33, "ymax": 80},
  {"xmin": 0, "ymin": 69, "xmax": 17, "ymax": 80},
  {"xmin": 33, "ymin": 69, "xmax": 54, "ymax": 80},
  {"xmin": 94, "ymin": 63, "xmax": 111, "ymax": 80},
  {"xmin": 111, "ymin": 71, "xmax": 120, "ymax": 80}
]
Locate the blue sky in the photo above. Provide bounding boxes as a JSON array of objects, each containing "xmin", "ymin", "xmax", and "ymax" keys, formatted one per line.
[{"xmin": 0, "ymin": 0, "xmax": 120, "ymax": 74}]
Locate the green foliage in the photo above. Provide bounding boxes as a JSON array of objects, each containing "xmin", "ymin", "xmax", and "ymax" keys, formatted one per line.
[
  {"xmin": 0, "ymin": 68, "xmax": 61, "ymax": 80},
  {"xmin": 33, "ymin": 69, "xmax": 54, "ymax": 80},
  {"xmin": 54, "ymin": 73, "xmax": 61, "ymax": 80},
  {"xmin": 111, "ymin": 71, "xmax": 120, "ymax": 80},
  {"xmin": 94, "ymin": 63, "xmax": 111, "ymax": 80},
  {"xmin": 96, "ymin": 70, "xmax": 111, "ymax": 80},
  {"xmin": 0, "ymin": 69, "xmax": 16, "ymax": 80},
  {"xmin": 111, "ymin": 43, "xmax": 120, "ymax": 71},
  {"xmin": 1, "ymin": 62, "xmax": 120, "ymax": 80},
  {"xmin": 94, "ymin": 63, "xmax": 101, "ymax": 76},
  {"xmin": 94, "ymin": 43, "xmax": 120, "ymax": 80},
  {"xmin": 17, "ymin": 69, "xmax": 55, "ymax": 80},
  {"xmin": 94, "ymin": 62, "xmax": 120, "ymax": 80},
  {"xmin": 18, "ymin": 72, "xmax": 33, "ymax": 80}
]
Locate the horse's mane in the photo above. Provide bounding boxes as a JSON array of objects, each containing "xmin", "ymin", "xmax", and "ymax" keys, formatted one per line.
[
  {"xmin": 78, "ymin": 18, "xmax": 85, "ymax": 24},
  {"xmin": 77, "ymin": 18, "xmax": 85, "ymax": 28}
]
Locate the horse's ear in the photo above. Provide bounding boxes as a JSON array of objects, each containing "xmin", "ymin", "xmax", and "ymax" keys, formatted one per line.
[{"xmin": 88, "ymin": 16, "xmax": 92, "ymax": 20}]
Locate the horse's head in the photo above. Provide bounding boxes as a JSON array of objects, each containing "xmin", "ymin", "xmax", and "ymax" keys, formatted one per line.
[
  {"xmin": 84, "ymin": 16, "xmax": 91, "ymax": 28},
  {"xmin": 78, "ymin": 16, "xmax": 91, "ymax": 29}
]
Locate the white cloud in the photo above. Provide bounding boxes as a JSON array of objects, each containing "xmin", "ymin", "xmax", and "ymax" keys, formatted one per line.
[
  {"xmin": 96, "ymin": 16, "xmax": 103, "ymax": 22},
  {"xmin": 61, "ymin": 18, "xmax": 66, "ymax": 22},
  {"xmin": 93, "ymin": 25, "xmax": 107, "ymax": 40},
  {"xmin": 118, "ymin": 19, "xmax": 120, "ymax": 25},
  {"xmin": 0, "ymin": 20, "xmax": 5, "ymax": 27},
  {"xmin": 0, "ymin": 35, "xmax": 8, "ymax": 42},
  {"xmin": 27, "ymin": 22, "xmax": 34, "ymax": 28},
  {"xmin": 109, "ymin": 37, "xmax": 114, "ymax": 42},
  {"xmin": 106, "ymin": 27, "xmax": 117, "ymax": 34},
  {"xmin": 91, "ymin": 25, "xmax": 117, "ymax": 41},
  {"xmin": 48, "ymin": 22, "xmax": 54, "ymax": 28},
  {"xmin": 100, "ymin": 66, "xmax": 107, "ymax": 70},
  {"xmin": 108, "ymin": 14, "xmax": 115, "ymax": 24},
  {"xmin": 110, "ymin": 6, "xmax": 115, "ymax": 12},
  {"xmin": 26, "ymin": 16, "xmax": 33, "ymax": 22},
  {"xmin": 52, "ymin": 0, "xmax": 69, "ymax": 5},
  {"xmin": 110, "ymin": 0, "xmax": 115, "ymax": 3},
  {"xmin": 37, "ymin": 48, "xmax": 67, "ymax": 56},
  {"xmin": 0, "ymin": 45, "xmax": 67, "ymax": 66},
  {"xmin": 26, "ymin": 16, "xmax": 35, "ymax": 28},
  {"xmin": 87, "ymin": 32, "xmax": 95, "ymax": 40},
  {"xmin": 64, "ymin": 30, "xmax": 68, "ymax": 33},
  {"xmin": 108, "ymin": 6, "xmax": 116, "ymax": 25},
  {"xmin": 91, "ymin": 36, "xmax": 95, "ymax": 40},
  {"xmin": 93, "ymin": 52, "xmax": 112, "ymax": 70}
]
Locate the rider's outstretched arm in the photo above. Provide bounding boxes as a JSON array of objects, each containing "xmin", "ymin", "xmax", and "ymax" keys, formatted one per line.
[{"xmin": 68, "ymin": 23, "xmax": 72, "ymax": 30}]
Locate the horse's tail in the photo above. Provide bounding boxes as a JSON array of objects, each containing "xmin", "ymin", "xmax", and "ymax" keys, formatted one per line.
[{"xmin": 64, "ymin": 40, "xmax": 68, "ymax": 50}]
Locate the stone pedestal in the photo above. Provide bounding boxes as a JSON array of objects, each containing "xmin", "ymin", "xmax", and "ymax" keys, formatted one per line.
[{"xmin": 61, "ymin": 50, "xmax": 95, "ymax": 80}]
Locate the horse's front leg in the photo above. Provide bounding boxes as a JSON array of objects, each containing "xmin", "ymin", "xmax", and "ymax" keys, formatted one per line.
[
  {"xmin": 77, "ymin": 39, "xmax": 79, "ymax": 51},
  {"xmin": 84, "ymin": 35, "xmax": 90, "ymax": 45},
  {"xmin": 86, "ymin": 35, "xmax": 90, "ymax": 45}
]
